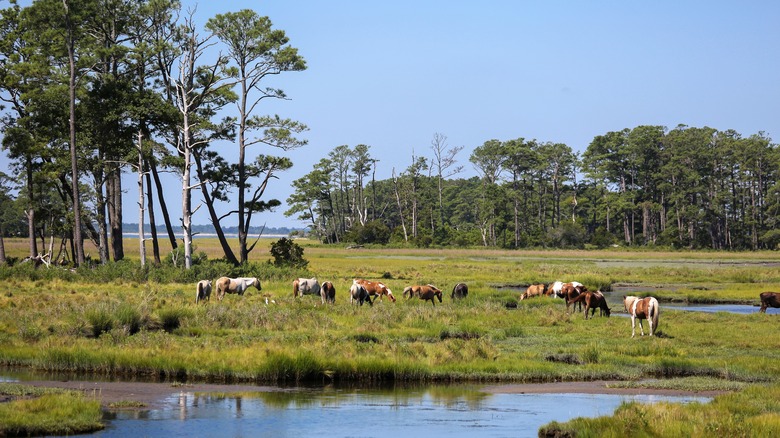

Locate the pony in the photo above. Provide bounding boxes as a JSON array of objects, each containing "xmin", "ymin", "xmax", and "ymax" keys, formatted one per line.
[
  {"xmin": 349, "ymin": 280, "xmax": 372, "ymax": 306},
  {"xmin": 562, "ymin": 282, "xmax": 588, "ymax": 313},
  {"xmin": 293, "ymin": 277, "xmax": 321, "ymax": 299},
  {"xmin": 520, "ymin": 283, "xmax": 546, "ymax": 300},
  {"xmin": 404, "ymin": 284, "xmax": 443, "ymax": 306},
  {"xmin": 321, "ymin": 281, "xmax": 336, "ymax": 304},
  {"xmin": 624, "ymin": 295, "xmax": 660, "ymax": 337},
  {"xmin": 759, "ymin": 292, "xmax": 780, "ymax": 313},
  {"xmin": 570, "ymin": 290, "xmax": 611, "ymax": 319},
  {"xmin": 195, "ymin": 279, "xmax": 212, "ymax": 304},
  {"xmin": 215, "ymin": 277, "xmax": 261, "ymax": 301},
  {"xmin": 354, "ymin": 279, "xmax": 396, "ymax": 302},
  {"xmin": 451, "ymin": 282, "xmax": 468, "ymax": 300}
]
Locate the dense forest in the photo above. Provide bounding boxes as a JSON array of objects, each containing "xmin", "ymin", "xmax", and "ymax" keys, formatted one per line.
[
  {"xmin": 285, "ymin": 128, "xmax": 780, "ymax": 250},
  {"xmin": 0, "ymin": 2, "xmax": 778, "ymax": 271}
]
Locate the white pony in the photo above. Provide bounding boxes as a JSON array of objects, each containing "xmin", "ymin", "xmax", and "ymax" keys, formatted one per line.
[
  {"xmin": 550, "ymin": 281, "xmax": 583, "ymax": 298},
  {"xmin": 195, "ymin": 279, "xmax": 212, "ymax": 304},
  {"xmin": 624, "ymin": 295, "xmax": 660, "ymax": 337},
  {"xmin": 215, "ymin": 277, "xmax": 261, "ymax": 301}
]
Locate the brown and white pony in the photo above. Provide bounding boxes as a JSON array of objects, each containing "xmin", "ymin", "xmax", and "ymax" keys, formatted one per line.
[
  {"xmin": 520, "ymin": 284, "xmax": 547, "ymax": 300},
  {"xmin": 215, "ymin": 277, "xmax": 261, "ymax": 301},
  {"xmin": 556, "ymin": 282, "xmax": 587, "ymax": 313},
  {"xmin": 321, "ymin": 281, "xmax": 336, "ymax": 304},
  {"xmin": 355, "ymin": 279, "xmax": 396, "ymax": 302},
  {"xmin": 404, "ymin": 284, "xmax": 443, "ymax": 306},
  {"xmin": 624, "ymin": 295, "xmax": 660, "ymax": 337},
  {"xmin": 349, "ymin": 280, "xmax": 372, "ymax": 306},
  {"xmin": 570, "ymin": 290, "xmax": 611, "ymax": 319},
  {"xmin": 293, "ymin": 277, "xmax": 321, "ymax": 299},
  {"xmin": 759, "ymin": 292, "xmax": 780, "ymax": 313},
  {"xmin": 451, "ymin": 283, "xmax": 468, "ymax": 300},
  {"xmin": 196, "ymin": 279, "xmax": 212, "ymax": 304}
]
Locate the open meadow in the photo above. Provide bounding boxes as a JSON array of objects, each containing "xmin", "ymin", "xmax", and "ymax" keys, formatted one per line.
[{"xmin": 1, "ymin": 238, "xmax": 779, "ymax": 435}]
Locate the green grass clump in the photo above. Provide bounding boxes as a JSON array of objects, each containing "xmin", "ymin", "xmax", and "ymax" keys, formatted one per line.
[
  {"xmin": 539, "ymin": 384, "xmax": 780, "ymax": 437},
  {"xmin": 0, "ymin": 385, "xmax": 103, "ymax": 436}
]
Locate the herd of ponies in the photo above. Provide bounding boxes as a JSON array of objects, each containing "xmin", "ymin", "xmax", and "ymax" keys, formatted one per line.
[{"xmin": 193, "ymin": 277, "xmax": 780, "ymax": 338}]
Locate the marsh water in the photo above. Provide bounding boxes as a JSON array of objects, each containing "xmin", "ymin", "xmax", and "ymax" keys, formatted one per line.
[{"xmin": 98, "ymin": 385, "xmax": 705, "ymax": 438}]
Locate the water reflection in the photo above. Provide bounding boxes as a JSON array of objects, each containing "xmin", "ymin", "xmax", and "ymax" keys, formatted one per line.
[{"xmin": 97, "ymin": 385, "xmax": 708, "ymax": 438}]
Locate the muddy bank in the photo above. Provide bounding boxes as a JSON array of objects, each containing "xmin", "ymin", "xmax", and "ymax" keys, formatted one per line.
[{"xmin": 15, "ymin": 380, "xmax": 281, "ymax": 409}]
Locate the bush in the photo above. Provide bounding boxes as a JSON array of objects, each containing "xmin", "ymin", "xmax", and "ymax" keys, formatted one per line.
[{"xmin": 269, "ymin": 238, "xmax": 308, "ymax": 268}]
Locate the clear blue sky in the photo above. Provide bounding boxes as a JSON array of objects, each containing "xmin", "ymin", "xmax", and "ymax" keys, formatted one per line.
[{"xmin": 2, "ymin": 1, "xmax": 780, "ymax": 229}]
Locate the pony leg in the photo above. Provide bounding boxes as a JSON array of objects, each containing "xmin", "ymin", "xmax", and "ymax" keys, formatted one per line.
[
  {"xmin": 638, "ymin": 320, "xmax": 645, "ymax": 336},
  {"xmin": 631, "ymin": 316, "xmax": 636, "ymax": 337}
]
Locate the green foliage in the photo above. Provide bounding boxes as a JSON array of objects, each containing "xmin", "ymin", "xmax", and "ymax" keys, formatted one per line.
[
  {"xmin": 269, "ymin": 238, "xmax": 308, "ymax": 268},
  {"xmin": 345, "ymin": 220, "xmax": 391, "ymax": 244}
]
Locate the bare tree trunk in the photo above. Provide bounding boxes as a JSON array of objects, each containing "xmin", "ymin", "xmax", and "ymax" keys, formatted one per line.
[
  {"xmin": 145, "ymin": 168, "xmax": 161, "ymax": 264},
  {"xmin": 392, "ymin": 168, "xmax": 408, "ymax": 242},
  {"xmin": 137, "ymin": 130, "xmax": 146, "ymax": 267},
  {"xmin": 150, "ymin": 162, "xmax": 177, "ymax": 251},
  {"xmin": 108, "ymin": 168, "xmax": 124, "ymax": 261}
]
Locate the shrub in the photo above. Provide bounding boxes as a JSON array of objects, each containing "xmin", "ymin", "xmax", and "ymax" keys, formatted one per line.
[{"xmin": 270, "ymin": 238, "xmax": 308, "ymax": 268}]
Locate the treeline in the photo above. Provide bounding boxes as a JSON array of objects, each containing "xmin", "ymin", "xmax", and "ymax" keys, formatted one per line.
[
  {"xmin": 286, "ymin": 126, "xmax": 780, "ymax": 250},
  {"xmin": 0, "ymin": 1, "xmax": 306, "ymax": 267}
]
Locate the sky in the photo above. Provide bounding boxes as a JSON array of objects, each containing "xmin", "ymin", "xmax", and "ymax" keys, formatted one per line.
[{"xmin": 2, "ymin": 0, "xmax": 780, "ymax": 229}]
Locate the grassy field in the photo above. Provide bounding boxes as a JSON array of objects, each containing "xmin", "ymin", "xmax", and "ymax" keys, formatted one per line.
[{"xmin": 2, "ymin": 238, "xmax": 780, "ymax": 434}]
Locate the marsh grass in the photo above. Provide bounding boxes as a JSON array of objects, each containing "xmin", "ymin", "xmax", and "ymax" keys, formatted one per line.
[
  {"xmin": 1, "ymin": 243, "xmax": 779, "ymax": 387},
  {"xmin": 539, "ymin": 383, "xmax": 780, "ymax": 437},
  {"xmin": 0, "ymin": 383, "xmax": 103, "ymax": 436}
]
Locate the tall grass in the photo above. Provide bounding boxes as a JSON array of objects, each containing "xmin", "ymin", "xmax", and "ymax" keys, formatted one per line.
[
  {"xmin": 539, "ymin": 383, "xmax": 780, "ymax": 437},
  {"xmin": 0, "ymin": 384, "xmax": 103, "ymax": 436}
]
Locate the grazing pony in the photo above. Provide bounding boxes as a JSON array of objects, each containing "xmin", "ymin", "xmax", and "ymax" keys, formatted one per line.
[
  {"xmin": 559, "ymin": 282, "xmax": 587, "ymax": 313},
  {"xmin": 404, "ymin": 284, "xmax": 443, "ymax": 306},
  {"xmin": 215, "ymin": 277, "xmax": 261, "ymax": 301},
  {"xmin": 293, "ymin": 277, "xmax": 321, "ymax": 299},
  {"xmin": 349, "ymin": 280, "xmax": 372, "ymax": 306},
  {"xmin": 196, "ymin": 279, "xmax": 212, "ymax": 304},
  {"xmin": 759, "ymin": 292, "xmax": 780, "ymax": 313},
  {"xmin": 570, "ymin": 290, "xmax": 611, "ymax": 319},
  {"xmin": 451, "ymin": 282, "xmax": 468, "ymax": 300},
  {"xmin": 624, "ymin": 295, "xmax": 660, "ymax": 337},
  {"xmin": 355, "ymin": 279, "xmax": 396, "ymax": 302},
  {"xmin": 520, "ymin": 283, "xmax": 547, "ymax": 300},
  {"xmin": 321, "ymin": 281, "xmax": 336, "ymax": 304}
]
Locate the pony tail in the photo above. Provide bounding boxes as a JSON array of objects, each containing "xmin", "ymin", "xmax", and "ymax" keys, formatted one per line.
[{"xmin": 651, "ymin": 299, "xmax": 660, "ymax": 331}]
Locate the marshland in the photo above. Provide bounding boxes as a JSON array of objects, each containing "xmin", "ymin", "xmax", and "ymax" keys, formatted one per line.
[{"xmin": 1, "ymin": 238, "xmax": 779, "ymax": 435}]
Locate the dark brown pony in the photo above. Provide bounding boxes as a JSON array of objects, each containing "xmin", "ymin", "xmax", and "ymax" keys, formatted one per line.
[
  {"xmin": 404, "ymin": 284, "xmax": 443, "ymax": 306},
  {"xmin": 451, "ymin": 283, "xmax": 468, "ymax": 300},
  {"xmin": 759, "ymin": 292, "xmax": 780, "ymax": 313},
  {"xmin": 624, "ymin": 295, "xmax": 660, "ymax": 337},
  {"xmin": 520, "ymin": 284, "xmax": 546, "ymax": 300},
  {"xmin": 355, "ymin": 279, "xmax": 396, "ymax": 302},
  {"xmin": 570, "ymin": 290, "xmax": 611, "ymax": 319},
  {"xmin": 321, "ymin": 281, "xmax": 336, "ymax": 304}
]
